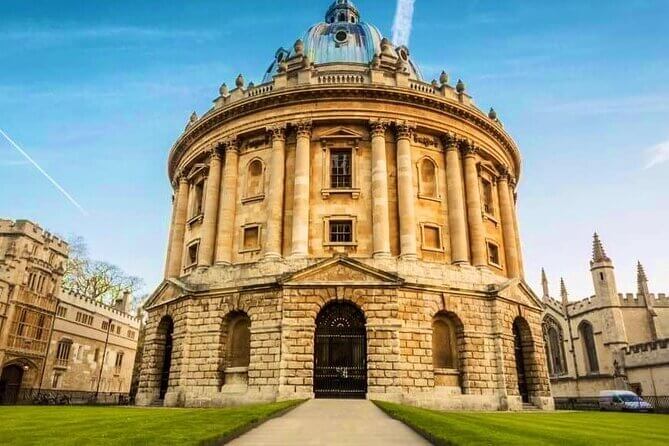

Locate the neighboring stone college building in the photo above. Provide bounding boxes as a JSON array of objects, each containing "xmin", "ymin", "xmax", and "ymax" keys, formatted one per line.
[
  {"xmin": 137, "ymin": 1, "xmax": 553, "ymax": 411},
  {"xmin": 0, "ymin": 219, "xmax": 140, "ymax": 404},
  {"xmin": 542, "ymin": 234, "xmax": 669, "ymax": 398}
]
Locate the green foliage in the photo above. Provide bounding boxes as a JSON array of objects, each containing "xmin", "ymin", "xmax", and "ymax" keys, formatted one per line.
[
  {"xmin": 374, "ymin": 401, "xmax": 669, "ymax": 446},
  {"xmin": 0, "ymin": 400, "xmax": 303, "ymax": 446}
]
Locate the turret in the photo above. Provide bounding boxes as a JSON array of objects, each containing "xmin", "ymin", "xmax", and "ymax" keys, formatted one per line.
[{"xmin": 638, "ymin": 261, "xmax": 662, "ymax": 339}]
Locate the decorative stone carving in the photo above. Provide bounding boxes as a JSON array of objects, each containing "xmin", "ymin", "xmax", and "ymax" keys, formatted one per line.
[
  {"xmin": 267, "ymin": 125, "xmax": 287, "ymax": 142},
  {"xmin": 294, "ymin": 120, "xmax": 313, "ymax": 137},
  {"xmin": 395, "ymin": 121, "xmax": 415, "ymax": 140},
  {"xmin": 235, "ymin": 74, "xmax": 245, "ymax": 89},
  {"xmin": 369, "ymin": 119, "xmax": 389, "ymax": 137}
]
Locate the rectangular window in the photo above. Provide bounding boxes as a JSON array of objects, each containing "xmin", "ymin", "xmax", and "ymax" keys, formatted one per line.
[
  {"xmin": 116, "ymin": 325, "xmax": 121, "ymax": 335},
  {"xmin": 191, "ymin": 180, "xmax": 205, "ymax": 217},
  {"xmin": 422, "ymin": 224, "xmax": 442, "ymax": 251},
  {"xmin": 187, "ymin": 242, "xmax": 199, "ymax": 266},
  {"xmin": 56, "ymin": 306, "xmax": 67, "ymax": 318},
  {"xmin": 329, "ymin": 220, "xmax": 353, "ymax": 243},
  {"xmin": 242, "ymin": 226, "xmax": 260, "ymax": 251},
  {"xmin": 127, "ymin": 330, "xmax": 135, "ymax": 339},
  {"xmin": 55, "ymin": 340, "xmax": 72, "ymax": 367},
  {"xmin": 94, "ymin": 348, "xmax": 100, "ymax": 363},
  {"xmin": 51, "ymin": 372, "xmax": 62, "ymax": 389},
  {"xmin": 115, "ymin": 352, "xmax": 124, "ymax": 367},
  {"xmin": 102, "ymin": 321, "xmax": 109, "ymax": 331},
  {"xmin": 481, "ymin": 178, "xmax": 495, "ymax": 214},
  {"xmin": 330, "ymin": 149, "xmax": 352, "ymax": 189},
  {"xmin": 487, "ymin": 242, "xmax": 501, "ymax": 267}
]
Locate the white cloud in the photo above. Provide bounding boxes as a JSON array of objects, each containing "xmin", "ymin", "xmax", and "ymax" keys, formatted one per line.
[
  {"xmin": 544, "ymin": 95, "xmax": 669, "ymax": 115},
  {"xmin": 645, "ymin": 140, "xmax": 669, "ymax": 169},
  {"xmin": 392, "ymin": 0, "xmax": 416, "ymax": 47}
]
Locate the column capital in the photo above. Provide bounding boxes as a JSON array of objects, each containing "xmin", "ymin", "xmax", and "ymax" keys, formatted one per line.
[
  {"xmin": 294, "ymin": 120, "xmax": 313, "ymax": 138},
  {"xmin": 459, "ymin": 139, "xmax": 479, "ymax": 158},
  {"xmin": 497, "ymin": 167, "xmax": 516, "ymax": 184},
  {"xmin": 267, "ymin": 124, "xmax": 287, "ymax": 142},
  {"xmin": 369, "ymin": 119, "xmax": 390, "ymax": 137},
  {"xmin": 441, "ymin": 132, "xmax": 460, "ymax": 151},
  {"xmin": 221, "ymin": 137, "xmax": 239, "ymax": 154},
  {"xmin": 205, "ymin": 144, "xmax": 223, "ymax": 161},
  {"xmin": 394, "ymin": 121, "xmax": 416, "ymax": 140},
  {"xmin": 172, "ymin": 169, "xmax": 188, "ymax": 187}
]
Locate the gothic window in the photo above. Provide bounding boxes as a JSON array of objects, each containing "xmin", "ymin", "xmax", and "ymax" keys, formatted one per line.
[
  {"xmin": 433, "ymin": 315, "xmax": 458, "ymax": 369},
  {"xmin": 418, "ymin": 157, "xmax": 438, "ymax": 199},
  {"xmin": 330, "ymin": 149, "xmax": 352, "ymax": 188},
  {"xmin": 227, "ymin": 313, "xmax": 251, "ymax": 368},
  {"xmin": 542, "ymin": 316, "xmax": 567, "ymax": 377},
  {"xmin": 245, "ymin": 159, "xmax": 265, "ymax": 200},
  {"xmin": 579, "ymin": 321, "xmax": 599, "ymax": 374}
]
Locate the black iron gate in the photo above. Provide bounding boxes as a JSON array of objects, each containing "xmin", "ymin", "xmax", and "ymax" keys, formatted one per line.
[{"xmin": 314, "ymin": 301, "xmax": 367, "ymax": 399}]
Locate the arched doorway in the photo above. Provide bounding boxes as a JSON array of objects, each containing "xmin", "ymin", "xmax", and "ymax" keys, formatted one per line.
[
  {"xmin": 513, "ymin": 318, "xmax": 530, "ymax": 403},
  {"xmin": 0, "ymin": 364, "xmax": 24, "ymax": 405},
  {"xmin": 158, "ymin": 316, "xmax": 174, "ymax": 400},
  {"xmin": 314, "ymin": 301, "xmax": 366, "ymax": 399}
]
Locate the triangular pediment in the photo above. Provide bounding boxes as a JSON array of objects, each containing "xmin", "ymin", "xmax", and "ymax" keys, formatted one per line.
[
  {"xmin": 281, "ymin": 256, "xmax": 403, "ymax": 286},
  {"xmin": 491, "ymin": 279, "xmax": 543, "ymax": 310},
  {"xmin": 319, "ymin": 126, "xmax": 364, "ymax": 141},
  {"xmin": 143, "ymin": 278, "xmax": 192, "ymax": 310}
]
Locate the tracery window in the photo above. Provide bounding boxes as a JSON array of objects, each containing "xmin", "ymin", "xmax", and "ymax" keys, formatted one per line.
[
  {"xmin": 579, "ymin": 321, "xmax": 599, "ymax": 374},
  {"xmin": 542, "ymin": 316, "xmax": 567, "ymax": 377}
]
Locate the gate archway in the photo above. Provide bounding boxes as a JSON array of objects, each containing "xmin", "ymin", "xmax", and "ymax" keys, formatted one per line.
[
  {"xmin": 513, "ymin": 317, "xmax": 532, "ymax": 403},
  {"xmin": 0, "ymin": 364, "xmax": 24, "ymax": 405},
  {"xmin": 314, "ymin": 301, "xmax": 367, "ymax": 399}
]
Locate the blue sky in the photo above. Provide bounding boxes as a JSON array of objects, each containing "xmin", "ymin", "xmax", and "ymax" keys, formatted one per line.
[{"xmin": 1, "ymin": 0, "xmax": 667, "ymax": 300}]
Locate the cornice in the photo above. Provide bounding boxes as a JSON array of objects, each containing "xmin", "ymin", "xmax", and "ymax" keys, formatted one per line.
[{"xmin": 167, "ymin": 85, "xmax": 521, "ymax": 181}]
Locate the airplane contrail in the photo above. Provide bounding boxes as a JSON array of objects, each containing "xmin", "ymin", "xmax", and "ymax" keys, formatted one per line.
[
  {"xmin": 392, "ymin": 0, "xmax": 416, "ymax": 47},
  {"xmin": 0, "ymin": 127, "xmax": 89, "ymax": 216}
]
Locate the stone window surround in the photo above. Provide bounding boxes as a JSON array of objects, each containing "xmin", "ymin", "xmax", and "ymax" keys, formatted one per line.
[
  {"xmin": 186, "ymin": 163, "xmax": 209, "ymax": 225},
  {"xmin": 478, "ymin": 162, "xmax": 499, "ymax": 225},
  {"xmin": 320, "ymin": 139, "xmax": 361, "ymax": 199},
  {"xmin": 486, "ymin": 239, "xmax": 503, "ymax": 269},
  {"xmin": 241, "ymin": 157, "xmax": 266, "ymax": 204},
  {"xmin": 416, "ymin": 155, "xmax": 442, "ymax": 202},
  {"xmin": 240, "ymin": 223, "xmax": 263, "ymax": 253},
  {"xmin": 184, "ymin": 238, "xmax": 201, "ymax": 272},
  {"xmin": 419, "ymin": 222, "xmax": 444, "ymax": 252},
  {"xmin": 323, "ymin": 214, "xmax": 358, "ymax": 246}
]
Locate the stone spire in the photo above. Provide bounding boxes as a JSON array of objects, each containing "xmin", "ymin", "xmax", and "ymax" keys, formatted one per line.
[
  {"xmin": 637, "ymin": 261, "xmax": 649, "ymax": 296},
  {"xmin": 541, "ymin": 268, "xmax": 549, "ymax": 298},
  {"xmin": 591, "ymin": 232, "xmax": 610, "ymax": 264},
  {"xmin": 560, "ymin": 277, "xmax": 569, "ymax": 306}
]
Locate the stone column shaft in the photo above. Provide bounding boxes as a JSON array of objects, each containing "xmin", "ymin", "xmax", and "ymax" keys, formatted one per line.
[
  {"xmin": 395, "ymin": 123, "xmax": 417, "ymax": 259},
  {"xmin": 463, "ymin": 145, "xmax": 487, "ymax": 267},
  {"xmin": 215, "ymin": 142, "xmax": 239, "ymax": 264},
  {"xmin": 498, "ymin": 174, "xmax": 520, "ymax": 278},
  {"xmin": 163, "ymin": 192, "xmax": 178, "ymax": 278},
  {"xmin": 370, "ymin": 120, "xmax": 391, "ymax": 257},
  {"xmin": 198, "ymin": 150, "xmax": 222, "ymax": 267},
  {"xmin": 167, "ymin": 176, "xmax": 189, "ymax": 278},
  {"xmin": 291, "ymin": 122, "xmax": 312, "ymax": 257},
  {"xmin": 511, "ymin": 189, "xmax": 525, "ymax": 278},
  {"xmin": 444, "ymin": 138, "xmax": 469, "ymax": 265},
  {"xmin": 264, "ymin": 126, "xmax": 287, "ymax": 259}
]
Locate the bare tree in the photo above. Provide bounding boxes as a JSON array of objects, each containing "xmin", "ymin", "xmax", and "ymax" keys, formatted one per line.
[{"xmin": 63, "ymin": 236, "xmax": 144, "ymax": 307}]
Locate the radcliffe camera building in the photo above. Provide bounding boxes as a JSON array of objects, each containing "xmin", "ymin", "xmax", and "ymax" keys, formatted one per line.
[
  {"xmin": 0, "ymin": 219, "xmax": 140, "ymax": 404},
  {"xmin": 138, "ymin": 0, "xmax": 554, "ymax": 411}
]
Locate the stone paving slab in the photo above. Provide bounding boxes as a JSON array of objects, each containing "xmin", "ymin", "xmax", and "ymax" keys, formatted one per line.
[{"xmin": 226, "ymin": 399, "xmax": 431, "ymax": 445}]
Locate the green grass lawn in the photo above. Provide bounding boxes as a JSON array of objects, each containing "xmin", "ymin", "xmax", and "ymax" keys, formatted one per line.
[
  {"xmin": 375, "ymin": 401, "xmax": 669, "ymax": 446},
  {"xmin": 0, "ymin": 400, "xmax": 302, "ymax": 446}
]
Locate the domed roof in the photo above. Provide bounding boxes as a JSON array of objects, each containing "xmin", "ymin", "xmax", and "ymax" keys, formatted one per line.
[{"xmin": 262, "ymin": 1, "xmax": 422, "ymax": 83}]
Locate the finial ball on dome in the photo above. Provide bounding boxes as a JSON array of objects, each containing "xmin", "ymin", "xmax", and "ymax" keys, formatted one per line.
[
  {"xmin": 439, "ymin": 71, "xmax": 449, "ymax": 85},
  {"xmin": 488, "ymin": 108, "xmax": 497, "ymax": 120},
  {"xmin": 456, "ymin": 79, "xmax": 466, "ymax": 93},
  {"xmin": 235, "ymin": 74, "xmax": 245, "ymax": 88}
]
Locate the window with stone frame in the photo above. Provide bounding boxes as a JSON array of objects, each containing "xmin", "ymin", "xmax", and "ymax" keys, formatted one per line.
[
  {"xmin": 241, "ymin": 225, "xmax": 261, "ymax": 252},
  {"xmin": 487, "ymin": 241, "xmax": 501, "ymax": 267},
  {"xmin": 579, "ymin": 321, "xmax": 599, "ymax": 374},
  {"xmin": 418, "ymin": 157, "xmax": 438, "ymax": 199},
  {"xmin": 432, "ymin": 315, "xmax": 458, "ymax": 369},
  {"xmin": 227, "ymin": 313, "xmax": 251, "ymax": 368},
  {"xmin": 56, "ymin": 306, "xmax": 67, "ymax": 318},
  {"xmin": 245, "ymin": 159, "xmax": 265, "ymax": 201},
  {"xmin": 481, "ymin": 177, "xmax": 495, "ymax": 215},
  {"xmin": 51, "ymin": 372, "xmax": 62, "ymax": 389},
  {"xmin": 55, "ymin": 339, "xmax": 72, "ymax": 367},
  {"xmin": 329, "ymin": 220, "xmax": 353, "ymax": 243},
  {"xmin": 186, "ymin": 241, "xmax": 199, "ymax": 267},
  {"xmin": 421, "ymin": 223, "xmax": 443, "ymax": 251},
  {"xmin": 542, "ymin": 316, "xmax": 567, "ymax": 377},
  {"xmin": 330, "ymin": 149, "xmax": 352, "ymax": 189},
  {"xmin": 190, "ymin": 179, "xmax": 205, "ymax": 218}
]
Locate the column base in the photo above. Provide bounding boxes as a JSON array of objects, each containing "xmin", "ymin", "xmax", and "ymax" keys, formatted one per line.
[
  {"xmin": 399, "ymin": 253, "xmax": 418, "ymax": 261},
  {"xmin": 214, "ymin": 261, "xmax": 232, "ymax": 267},
  {"xmin": 373, "ymin": 252, "xmax": 392, "ymax": 259},
  {"xmin": 263, "ymin": 252, "xmax": 283, "ymax": 261}
]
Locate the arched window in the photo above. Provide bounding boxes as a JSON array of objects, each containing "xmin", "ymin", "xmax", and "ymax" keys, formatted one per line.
[
  {"xmin": 227, "ymin": 313, "xmax": 251, "ymax": 368},
  {"xmin": 579, "ymin": 321, "xmax": 599, "ymax": 374},
  {"xmin": 542, "ymin": 316, "xmax": 567, "ymax": 377},
  {"xmin": 418, "ymin": 157, "xmax": 438, "ymax": 198},
  {"xmin": 245, "ymin": 159, "xmax": 264, "ymax": 199},
  {"xmin": 432, "ymin": 313, "xmax": 461, "ymax": 369}
]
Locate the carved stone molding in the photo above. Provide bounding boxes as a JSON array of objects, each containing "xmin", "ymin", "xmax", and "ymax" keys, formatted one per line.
[
  {"xmin": 460, "ymin": 139, "xmax": 479, "ymax": 157},
  {"xmin": 221, "ymin": 137, "xmax": 240, "ymax": 153},
  {"xmin": 369, "ymin": 119, "xmax": 389, "ymax": 138},
  {"xmin": 294, "ymin": 120, "xmax": 313, "ymax": 138},
  {"xmin": 440, "ymin": 132, "xmax": 459, "ymax": 151},
  {"xmin": 395, "ymin": 121, "xmax": 415, "ymax": 140},
  {"xmin": 267, "ymin": 124, "xmax": 287, "ymax": 142}
]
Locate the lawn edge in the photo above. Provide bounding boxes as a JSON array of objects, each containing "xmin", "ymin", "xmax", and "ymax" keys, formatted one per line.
[
  {"xmin": 201, "ymin": 399, "xmax": 307, "ymax": 446},
  {"xmin": 372, "ymin": 400, "xmax": 456, "ymax": 446}
]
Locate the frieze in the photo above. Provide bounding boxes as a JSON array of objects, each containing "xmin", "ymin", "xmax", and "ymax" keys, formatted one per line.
[{"xmin": 413, "ymin": 134, "xmax": 439, "ymax": 148}]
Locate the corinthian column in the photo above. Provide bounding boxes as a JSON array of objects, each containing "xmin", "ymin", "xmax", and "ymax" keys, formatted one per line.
[
  {"xmin": 370, "ymin": 120, "xmax": 391, "ymax": 258},
  {"xmin": 510, "ymin": 182, "xmax": 525, "ymax": 278},
  {"xmin": 167, "ymin": 174, "xmax": 189, "ymax": 278},
  {"xmin": 264, "ymin": 125, "xmax": 287, "ymax": 259},
  {"xmin": 462, "ymin": 142, "xmax": 486, "ymax": 267},
  {"xmin": 291, "ymin": 121, "xmax": 312, "ymax": 258},
  {"xmin": 395, "ymin": 122, "xmax": 417, "ymax": 260},
  {"xmin": 215, "ymin": 139, "xmax": 239, "ymax": 265},
  {"xmin": 498, "ymin": 172, "xmax": 520, "ymax": 278},
  {"xmin": 444, "ymin": 134, "xmax": 468, "ymax": 265},
  {"xmin": 198, "ymin": 147, "xmax": 223, "ymax": 267}
]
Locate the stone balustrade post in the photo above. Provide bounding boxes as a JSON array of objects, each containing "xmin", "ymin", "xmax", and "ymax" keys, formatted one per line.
[
  {"xmin": 370, "ymin": 120, "xmax": 391, "ymax": 258},
  {"xmin": 291, "ymin": 121, "xmax": 312, "ymax": 258},
  {"xmin": 395, "ymin": 122, "xmax": 417, "ymax": 260},
  {"xmin": 215, "ymin": 139, "xmax": 239, "ymax": 265},
  {"xmin": 444, "ymin": 134, "xmax": 469, "ymax": 265},
  {"xmin": 198, "ymin": 148, "xmax": 223, "ymax": 267},
  {"xmin": 264, "ymin": 125, "xmax": 287, "ymax": 259}
]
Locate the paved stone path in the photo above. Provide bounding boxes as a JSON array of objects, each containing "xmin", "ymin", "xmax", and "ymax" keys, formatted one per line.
[{"xmin": 227, "ymin": 399, "xmax": 431, "ymax": 445}]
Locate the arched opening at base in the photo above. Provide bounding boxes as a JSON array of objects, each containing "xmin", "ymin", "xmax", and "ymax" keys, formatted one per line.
[
  {"xmin": 313, "ymin": 301, "xmax": 366, "ymax": 399},
  {"xmin": 157, "ymin": 316, "xmax": 174, "ymax": 400},
  {"xmin": 0, "ymin": 364, "xmax": 24, "ymax": 405},
  {"xmin": 513, "ymin": 317, "xmax": 533, "ymax": 403}
]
